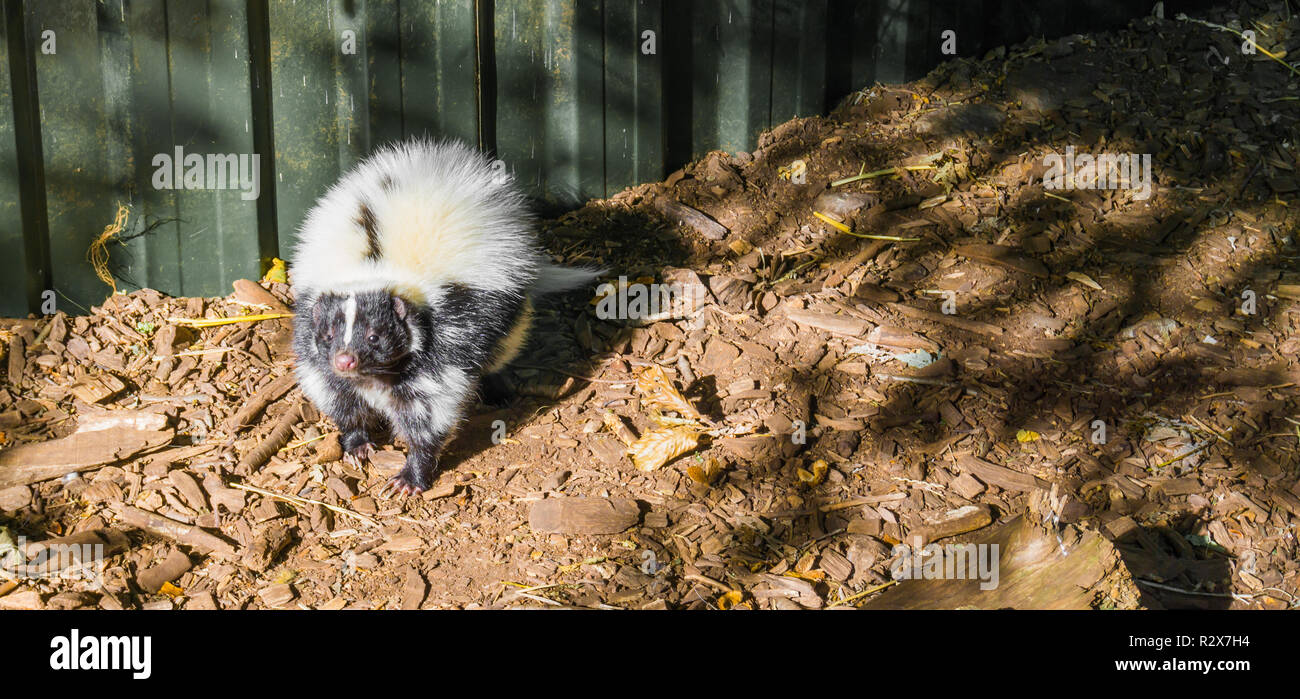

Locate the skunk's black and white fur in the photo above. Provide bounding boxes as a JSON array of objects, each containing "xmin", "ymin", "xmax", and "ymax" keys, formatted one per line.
[{"xmin": 291, "ymin": 139, "xmax": 601, "ymax": 496}]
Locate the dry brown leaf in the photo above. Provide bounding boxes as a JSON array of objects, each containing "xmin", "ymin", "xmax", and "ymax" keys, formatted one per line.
[
  {"xmin": 628, "ymin": 427, "xmax": 700, "ymax": 471},
  {"xmin": 686, "ymin": 456, "xmax": 724, "ymax": 485},
  {"xmin": 635, "ymin": 365, "xmax": 703, "ymax": 421}
]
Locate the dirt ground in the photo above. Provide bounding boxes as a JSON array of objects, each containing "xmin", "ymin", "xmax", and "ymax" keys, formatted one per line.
[{"xmin": 2, "ymin": 1, "xmax": 1298, "ymax": 610}]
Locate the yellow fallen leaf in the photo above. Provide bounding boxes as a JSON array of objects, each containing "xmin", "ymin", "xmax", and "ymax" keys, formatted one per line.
[
  {"xmin": 635, "ymin": 365, "xmax": 703, "ymax": 421},
  {"xmin": 785, "ymin": 569, "xmax": 826, "ymax": 583},
  {"xmin": 717, "ymin": 590, "xmax": 746, "ymax": 610},
  {"xmin": 796, "ymin": 459, "xmax": 828, "ymax": 486},
  {"xmin": 628, "ymin": 427, "xmax": 700, "ymax": 471},
  {"xmin": 158, "ymin": 582, "xmax": 185, "ymax": 598},
  {"xmin": 1016, "ymin": 429, "xmax": 1040, "ymax": 443},
  {"xmin": 262, "ymin": 257, "xmax": 288, "ymax": 284}
]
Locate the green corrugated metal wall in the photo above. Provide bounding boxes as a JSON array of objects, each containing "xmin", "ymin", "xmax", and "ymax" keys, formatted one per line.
[{"xmin": 0, "ymin": 0, "xmax": 1145, "ymax": 316}]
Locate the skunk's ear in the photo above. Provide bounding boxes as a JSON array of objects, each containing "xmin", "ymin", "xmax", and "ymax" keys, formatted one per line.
[
  {"xmin": 392, "ymin": 295, "xmax": 407, "ymax": 320},
  {"xmin": 311, "ymin": 299, "xmax": 326, "ymax": 325}
]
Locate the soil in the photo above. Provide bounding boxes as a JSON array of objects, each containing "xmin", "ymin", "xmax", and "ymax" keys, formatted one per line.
[{"xmin": 2, "ymin": 1, "xmax": 1298, "ymax": 610}]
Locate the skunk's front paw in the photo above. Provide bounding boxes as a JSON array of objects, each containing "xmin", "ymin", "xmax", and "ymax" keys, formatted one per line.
[
  {"xmin": 341, "ymin": 432, "xmax": 376, "ymax": 467},
  {"xmin": 378, "ymin": 461, "xmax": 432, "ymax": 498}
]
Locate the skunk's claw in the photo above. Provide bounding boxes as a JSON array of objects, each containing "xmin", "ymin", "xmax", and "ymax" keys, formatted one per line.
[
  {"xmin": 378, "ymin": 462, "xmax": 432, "ymax": 499},
  {"xmin": 342, "ymin": 442, "xmax": 376, "ymax": 468},
  {"xmin": 379, "ymin": 474, "xmax": 425, "ymax": 499}
]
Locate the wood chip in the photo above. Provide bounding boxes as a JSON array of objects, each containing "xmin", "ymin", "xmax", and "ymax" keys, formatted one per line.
[
  {"xmin": 109, "ymin": 503, "xmax": 238, "ymax": 560},
  {"xmin": 136, "ymin": 548, "xmax": 193, "ymax": 593},
  {"xmin": 786, "ymin": 309, "xmax": 870, "ymax": 337},
  {"xmin": 953, "ymin": 244, "xmax": 1049, "ymax": 278},
  {"xmin": 67, "ymin": 374, "xmax": 127, "ymax": 404},
  {"xmin": 911, "ymin": 504, "xmax": 993, "ymax": 545},
  {"xmin": 232, "ymin": 279, "xmax": 291, "ymax": 313},
  {"xmin": 956, "ymin": 454, "xmax": 1048, "ymax": 492},
  {"xmin": 654, "ymin": 197, "xmax": 729, "ymax": 240},
  {"xmin": 0, "ymin": 427, "xmax": 173, "ymax": 489},
  {"xmin": 528, "ymin": 497, "xmax": 641, "ymax": 535},
  {"xmin": 258, "ymin": 583, "xmax": 296, "ymax": 607},
  {"xmin": 399, "ymin": 566, "xmax": 427, "ymax": 610}
]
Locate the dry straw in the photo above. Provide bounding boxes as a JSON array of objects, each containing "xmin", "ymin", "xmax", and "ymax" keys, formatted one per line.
[{"xmin": 87, "ymin": 204, "xmax": 130, "ymax": 293}]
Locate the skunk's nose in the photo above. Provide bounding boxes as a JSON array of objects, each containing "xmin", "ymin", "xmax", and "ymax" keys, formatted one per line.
[{"xmin": 333, "ymin": 351, "xmax": 358, "ymax": 372}]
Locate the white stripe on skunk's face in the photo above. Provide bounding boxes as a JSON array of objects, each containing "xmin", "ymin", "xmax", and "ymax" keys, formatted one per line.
[{"xmin": 342, "ymin": 292, "xmax": 357, "ymax": 344}]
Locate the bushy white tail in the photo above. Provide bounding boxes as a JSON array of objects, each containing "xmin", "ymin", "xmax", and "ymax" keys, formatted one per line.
[{"xmin": 532, "ymin": 263, "xmax": 606, "ymax": 295}]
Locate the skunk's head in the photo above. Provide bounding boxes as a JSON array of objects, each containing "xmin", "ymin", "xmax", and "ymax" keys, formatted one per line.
[{"xmin": 308, "ymin": 290, "xmax": 414, "ymax": 377}]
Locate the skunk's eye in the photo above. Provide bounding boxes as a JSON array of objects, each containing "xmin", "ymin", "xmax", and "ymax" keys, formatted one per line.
[{"xmin": 368, "ymin": 334, "xmax": 379, "ymax": 343}]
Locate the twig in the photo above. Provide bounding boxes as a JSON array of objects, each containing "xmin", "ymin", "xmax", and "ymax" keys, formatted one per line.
[
  {"xmin": 875, "ymin": 373, "xmax": 958, "ymax": 386},
  {"xmin": 229, "ymin": 482, "xmax": 380, "ymax": 529},
  {"xmin": 500, "ymin": 581, "xmax": 567, "ymax": 594},
  {"xmin": 138, "ymin": 393, "xmax": 212, "ymax": 405},
  {"xmin": 1186, "ymin": 414, "xmax": 1233, "ymax": 445},
  {"xmin": 685, "ymin": 573, "xmax": 735, "ymax": 593},
  {"xmin": 510, "ymin": 363, "xmax": 628, "ymax": 384},
  {"xmin": 513, "ymin": 592, "xmax": 563, "ymax": 606},
  {"xmin": 831, "ymin": 165, "xmax": 934, "ymax": 187},
  {"xmin": 828, "ymin": 580, "xmax": 899, "ymax": 608},
  {"xmin": 168, "ymin": 312, "xmax": 293, "ymax": 328},
  {"xmin": 1135, "ymin": 579, "xmax": 1256, "ymax": 603},
  {"xmin": 281, "ymin": 433, "xmax": 327, "ymax": 452}
]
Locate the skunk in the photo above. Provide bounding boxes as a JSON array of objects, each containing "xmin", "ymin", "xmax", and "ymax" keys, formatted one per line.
[{"xmin": 291, "ymin": 139, "xmax": 601, "ymax": 496}]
